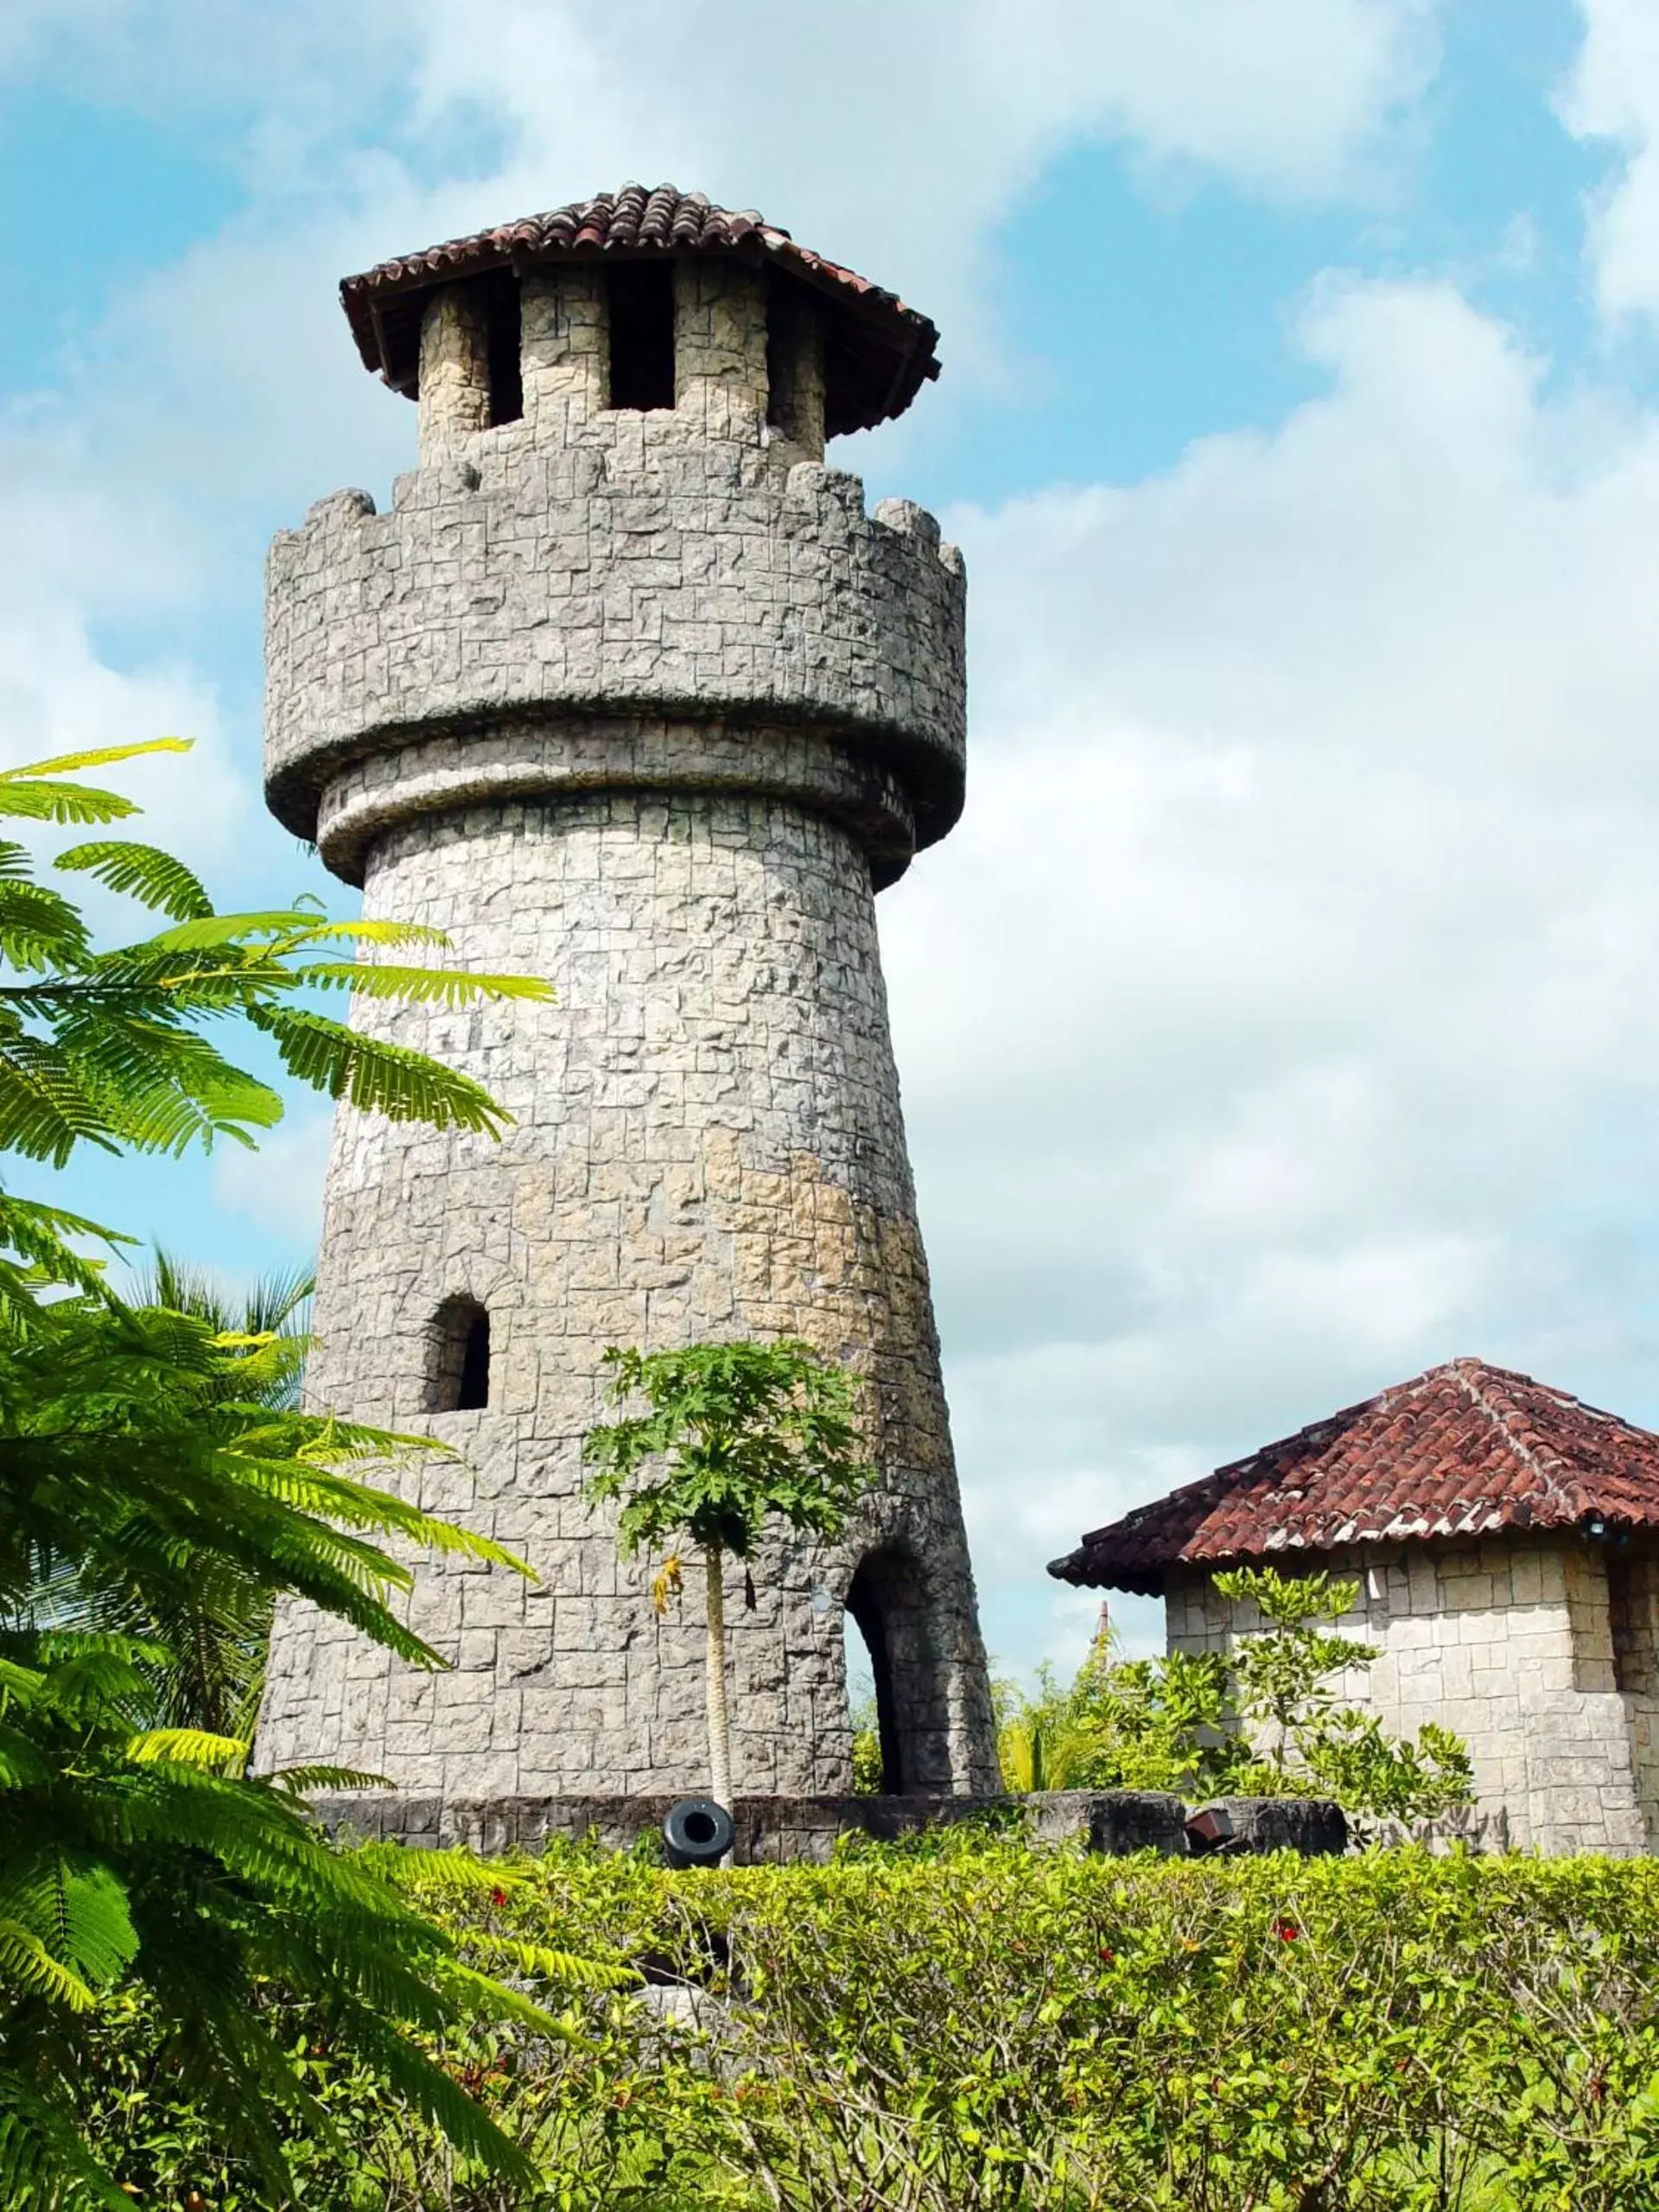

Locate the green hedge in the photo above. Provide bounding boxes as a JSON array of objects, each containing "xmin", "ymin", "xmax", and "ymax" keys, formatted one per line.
[{"xmin": 84, "ymin": 1840, "xmax": 1659, "ymax": 2210}]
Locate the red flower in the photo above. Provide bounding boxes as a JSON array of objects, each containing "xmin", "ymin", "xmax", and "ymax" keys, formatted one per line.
[
  {"xmin": 1098, "ymin": 1945, "xmax": 1116, "ymax": 1962},
  {"xmin": 1274, "ymin": 1918, "xmax": 1300, "ymax": 1942},
  {"xmin": 491, "ymin": 1886, "xmax": 507, "ymax": 1907}
]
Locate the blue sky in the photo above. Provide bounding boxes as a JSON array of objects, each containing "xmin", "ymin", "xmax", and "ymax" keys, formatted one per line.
[{"xmin": 8, "ymin": 0, "xmax": 1659, "ymax": 1686}]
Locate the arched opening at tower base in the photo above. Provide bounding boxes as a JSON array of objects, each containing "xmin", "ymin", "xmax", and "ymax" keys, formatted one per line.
[{"xmin": 845, "ymin": 1545, "xmax": 945, "ymax": 1796}]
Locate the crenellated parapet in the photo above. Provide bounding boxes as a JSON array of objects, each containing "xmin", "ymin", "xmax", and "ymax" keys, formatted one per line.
[{"xmin": 265, "ymin": 437, "xmax": 964, "ymax": 889}]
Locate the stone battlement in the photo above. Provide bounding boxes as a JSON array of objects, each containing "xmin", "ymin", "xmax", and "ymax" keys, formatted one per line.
[{"xmin": 264, "ymin": 430, "xmax": 965, "ymax": 886}]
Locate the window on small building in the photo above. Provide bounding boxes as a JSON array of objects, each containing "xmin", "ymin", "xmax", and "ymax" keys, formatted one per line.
[
  {"xmin": 481, "ymin": 274, "xmax": 523, "ymax": 427},
  {"xmin": 1608, "ymin": 1550, "xmax": 1645, "ymax": 1694},
  {"xmin": 428, "ymin": 1295, "xmax": 491, "ymax": 1412},
  {"xmin": 607, "ymin": 263, "xmax": 676, "ymax": 411}
]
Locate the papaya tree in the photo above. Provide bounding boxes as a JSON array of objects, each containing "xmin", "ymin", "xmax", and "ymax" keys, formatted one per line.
[{"xmin": 582, "ymin": 1339, "xmax": 874, "ymax": 1809}]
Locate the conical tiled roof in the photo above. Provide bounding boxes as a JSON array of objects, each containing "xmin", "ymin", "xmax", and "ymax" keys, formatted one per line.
[
  {"xmin": 339, "ymin": 184, "xmax": 940, "ymax": 437},
  {"xmin": 1049, "ymin": 1358, "xmax": 1659, "ymax": 1594}
]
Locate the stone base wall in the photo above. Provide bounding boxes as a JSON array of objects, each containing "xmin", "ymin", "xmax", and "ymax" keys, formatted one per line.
[
  {"xmin": 311, "ymin": 1788, "xmax": 1192, "ymax": 1862},
  {"xmin": 1167, "ymin": 1535, "xmax": 1659, "ymax": 1855}
]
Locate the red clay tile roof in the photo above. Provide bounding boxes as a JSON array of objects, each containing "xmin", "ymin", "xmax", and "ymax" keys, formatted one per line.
[
  {"xmin": 1049, "ymin": 1358, "xmax": 1659, "ymax": 1596},
  {"xmin": 340, "ymin": 183, "xmax": 941, "ymax": 438}
]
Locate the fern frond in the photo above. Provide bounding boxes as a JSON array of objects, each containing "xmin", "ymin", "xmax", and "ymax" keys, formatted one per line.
[
  {"xmin": 427, "ymin": 1953, "xmax": 576, "ymax": 2033},
  {"xmin": 56, "ymin": 842, "xmax": 213, "ymax": 920},
  {"xmin": 264, "ymin": 1764, "xmax": 395, "ymax": 1796},
  {"xmin": 0, "ymin": 1050, "xmax": 115, "ymax": 1165},
  {"xmin": 125, "ymin": 1727, "xmax": 249, "ymax": 1772},
  {"xmin": 0, "ymin": 739, "xmax": 191, "ymax": 779},
  {"xmin": 0, "ymin": 2075, "xmax": 136, "ymax": 2212},
  {"xmin": 0, "ymin": 1917, "xmax": 98, "ymax": 2010},
  {"xmin": 461, "ymin": 1929, "xmax": 638, "ymax": 1991},
  {"xmin": 139, "ymin": 910, "xmax": 334, "ymax": 951},
  {"xmin": 0, "ymin": 881, "xmax": 92, "ymax": 969},
  {"xmin": 0, "ymin": 782, "xmax": 140, "ymax": 828},
  {"xmin": 283, "ymin": 917, "xmax": 453, "ymax": 949},
  {"xmin": 291, "ymin": 961, "xmax": 555, "ymax": 1007},
  {"xmin": 245, "ymin": 1003, "xmax": 513, "ymax": 1133}
]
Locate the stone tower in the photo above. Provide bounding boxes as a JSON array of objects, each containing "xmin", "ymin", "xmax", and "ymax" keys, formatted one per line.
[{"xmin": 257, "ymin": 185, "xmax": 999, "ymax": 1809}]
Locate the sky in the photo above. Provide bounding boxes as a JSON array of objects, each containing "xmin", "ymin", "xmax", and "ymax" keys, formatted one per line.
[{"xmin": 9, "ymin": 0, "xmax": 1659, "ymax": 1688}]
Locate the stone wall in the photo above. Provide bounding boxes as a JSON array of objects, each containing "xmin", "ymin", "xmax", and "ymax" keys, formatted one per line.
[
  {"xmin": 257, "ymin": 786, "xmax": 999, "ymax": 1800},
  {"xmin": 264, "ymin": 414, "xmax": 965, "ymax": 869},
  {"xmin": 311, "ymin": 1788, "xmax": 1192, "ymax": 1864},
  {"xmin": 1167, "ymin": 1535, "xmax": 1659, "ymax": 1853}
]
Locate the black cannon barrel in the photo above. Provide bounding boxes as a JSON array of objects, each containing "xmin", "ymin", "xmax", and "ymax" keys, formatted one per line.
[{"xmin": 663, "ymin": 1796, "xmax": 734, "ymax": 1869}]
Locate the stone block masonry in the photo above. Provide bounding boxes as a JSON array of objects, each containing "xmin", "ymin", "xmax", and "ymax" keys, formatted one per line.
[
  {"xmin": 1168, "ymin": 1533, "xmax": 1659, "ymax": 1853},
  {"xmin": 256, "ymin": 238, "xmax": 1000, "ymax": 1808}
]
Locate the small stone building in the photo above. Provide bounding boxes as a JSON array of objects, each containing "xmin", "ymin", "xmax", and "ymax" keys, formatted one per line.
[{"xmin": 1050, "ymin": 1358, "xmax": 1659, "ymax": 1854}]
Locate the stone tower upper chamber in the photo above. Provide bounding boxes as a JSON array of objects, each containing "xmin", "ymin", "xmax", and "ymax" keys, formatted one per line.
[{"xmin": 258, "ymin": 184, "xmax": 999, "ymax": 1806}]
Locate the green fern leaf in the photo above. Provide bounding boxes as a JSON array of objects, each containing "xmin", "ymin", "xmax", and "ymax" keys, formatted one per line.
[
  {"xmin": 289, "ymin": 960, "xmax": 555, "ymax": 1007},
  {"xmin": 264, "ymin": 1764, "xmax": 396, "ymax": 1796},
  {"xmin": 0, "ymin": 880, "xmax": 92, "ymax": 969},
  {"xmin": 56, "ymin": 842, "xmax": 214, "ymax": 920},
  {"xmin": 245, "ymin": 1004, "xmax": 513, "ymax": 1133},
  {"xmin": 125, "ymin": 1727, "xmax": 250, "ymax": 1772},
  {"xmin": 0, "ymin": 738, "xmax": 191, "ymax": 779},
  {"xmin": 0, "ymin": 1918, "xmax": 98, "ymax": 2011}
]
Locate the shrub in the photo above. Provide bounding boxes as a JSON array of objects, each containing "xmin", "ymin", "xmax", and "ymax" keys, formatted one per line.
[
  {"xmin": 76, "ymin": 1841, "xmax": 1659, "ymax": 2211},
  {"xmin": 997, "ymin": 1572, "xmax": 1472, "ymax": 1825}
]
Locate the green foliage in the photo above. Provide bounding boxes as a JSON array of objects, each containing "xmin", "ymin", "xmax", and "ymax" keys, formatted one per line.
[
  {"xmin": 996, "ymin": 1573, "xmax": 1472, "ymax": 1825},
  {"xmin": 584, "ymin": 1339, "xmax": 875, "ymax": 1804},
  {"xmin": 1212, "ymin": 1567, "xmax": 1474, "ymax": 1821},
  {"xmin": 86, "ymin": 1252, "xmax": 316, "ymax": 1740},
  {"xmin": 0, "ymin": 739, "xmax": 552, "ymax": 1328},
  {"xmin": 0, "ymin": 743, "xmax": 585, "ymax": 2204},
  {"xmin": 582, "ymin": 1339, "xmax": 874, "ymax": 1562},
  {"xmin": 68, "ymin": 1843, "xmax": 1659, "ymax": 2211},
  {"xmin": 847, "ymin": 1688, "xmax": 885, "ymax": 1796}
]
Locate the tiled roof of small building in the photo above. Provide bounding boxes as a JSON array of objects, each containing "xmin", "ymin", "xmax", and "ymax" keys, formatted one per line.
[
  {"xmin": 340, "ymin": 183, "xmax": 941, "ymax": 437},
  {"xmin": 1049, "ymin": 1358, "xmax": 1659, "ymax": 1595}
]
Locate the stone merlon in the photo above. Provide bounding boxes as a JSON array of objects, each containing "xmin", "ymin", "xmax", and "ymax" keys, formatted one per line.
[{"xmin": 264, "ymin": 444, "xmax": 965, "ymax": 887}]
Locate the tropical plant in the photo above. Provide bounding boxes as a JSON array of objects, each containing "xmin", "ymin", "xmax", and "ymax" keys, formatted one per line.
[
  {"xmin": 0, "ymin": 737, "xmax": 542, "ymax": 1327},
  {"xmin": 995, "ymin": 1572, "xmax": 1472, "ymax": 1824},
  {"xmin": 88, "ymin": 1252, "xmax": 316, "ymax": 1738},
  {"xmin": 582, "ymin": 1339, "xmax": 874, "ymax": 1808},
  {"xmin": 73, "ymin": 1843, "xmax": 1659, "ymax": 2212},
  {"xmin": 1212, "ymin": 1565, "xmax": 1473, "ymax": 1820},
  {"xmin": 849, "ymin": 1686, "xmax": 886, "ymax": 1796},
  {"xmin": 0, "ymin": 740, "xmax": 597, "ymax": 2206}
]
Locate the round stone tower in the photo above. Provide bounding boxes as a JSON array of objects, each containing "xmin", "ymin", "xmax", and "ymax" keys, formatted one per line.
[{"xmin": 257, "ymin": 184, "xmax": 999, "ymax": 1810}]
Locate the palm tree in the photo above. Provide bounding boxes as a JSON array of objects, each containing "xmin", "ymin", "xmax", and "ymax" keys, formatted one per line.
[{"xmin": 129, "ymin": 1252, "xmax": 315, "ymax": 1737}]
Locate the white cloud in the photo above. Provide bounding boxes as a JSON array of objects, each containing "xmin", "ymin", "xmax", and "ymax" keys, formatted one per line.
[
  {"xmin": 16, "ymin": 0, "xmax": 1649, "ymax": 1700},
  {"xmin": 212, "ymin": 1109, "xmax": 334, "ymax": 1245},
  {"xmin": 3, "ymin": 0, "xmax": 1446, "ymax": 406},
  {"xmin": 880, "ymin": 276, "xmax": 1659, "ymax": 1676},
  {"xmin": 1559, "ymin": 0, "xmax": 1659, "ymax": 321},
  {"xmin": 401, "ymin": 0, "xmax": 1443, "ymax": 373}
]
